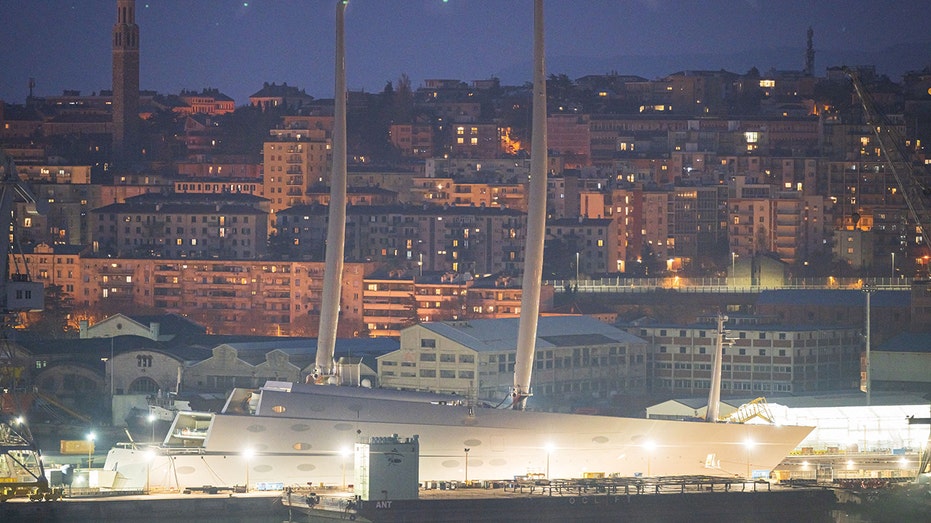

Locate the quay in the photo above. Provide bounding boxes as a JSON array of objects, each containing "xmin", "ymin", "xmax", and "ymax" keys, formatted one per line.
[{"xmin": 282, "ymin": 476, "xmax": 839, "ymax": 523}]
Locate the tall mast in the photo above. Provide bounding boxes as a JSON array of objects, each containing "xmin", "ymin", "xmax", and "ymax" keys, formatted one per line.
[
  {"xmin": 511, "ymin": 0, "xmax": 547, "ymax": 410},
  {"xmin": 312, "ymin": 1, "xmax": 348, "ymax": 383},
  {"xmin": 704, "ymin": 314, "xmax": 727, "ymax": 422}
]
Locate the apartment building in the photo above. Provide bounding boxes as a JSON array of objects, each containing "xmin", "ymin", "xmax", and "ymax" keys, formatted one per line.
[
  {"xmin": 276, "ymin": 204, "xmax": 527, "ymax": 275},
  {"xmin": 640, "ymin": 190, "xmax": 672, "ymax": 263},
  {"xmin": 175, "ymin": 88, "xmax": 235, "ymax": 115},
  {"xmin": 448, "ymin": 123, "xmax": 502, "ymax": 158},
  {"xmin": 547, "ymin": 114, "xmax": 592, "ymax": 168},
  {"xmin": 90, "ymin": 192, "xmax": 268, "ymax": 259},
  {"xmin": 363, "ymin": 271, "xmax": 554, "ymax": 339},
  {"xmin": 410, "ymin": 176, "xmax": 526, "ymax": 211},
  {"xmin": 545, "ymin": 217, "xmax": 618, "ymax": 277},
  {"xmin": 377, "ymin": 316, "xmax": 647, "ymax": 400},
  {"xmin": 263, "ymin": 127, "xmax": 330, "ymax": 229},
  {"xmin": 389, "ymin": 122, "xmax": 435, "ymax": 158}
]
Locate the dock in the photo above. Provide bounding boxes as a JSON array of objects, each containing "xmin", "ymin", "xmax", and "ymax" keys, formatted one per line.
[{"xmin": 282, "ymin": 476, "xmax": 839, "ymax": 523}]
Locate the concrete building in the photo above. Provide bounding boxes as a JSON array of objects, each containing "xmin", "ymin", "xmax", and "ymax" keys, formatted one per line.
[
  {"xmin": 175, "ymin": 88, "xmax": 235, "ymax": 115},
  {"xmin": 410, "ymin": 177, "xmax": 526, "ymax": 211},
  {"xmin": 90, "ymin": 192, "xmax": 268, "ymax": 259},
  {"xmin": 627, "ymin": 315, "xmax": 862, "ymax": 395},
  {"xmin": 754, "ymin": 290, "xmax": 909, "ymax": 349},
  {"xmin": 545, "ymin": 218, "xmax": 618, "ymax": 278},
  {"xmin": 276, "ymin": 204, "xmax": 527, "ymax": 275},
  {"xmin": 871, "ymin": 332, "xmax": 931, "ymax": 393},
  {"xmin": 362, "ymin": 270, "xmax": 554, "ymax": 339},
  {"xmin": 263, "ymin": 126, "xmax": 331, "ymax": 229},
  {"xmin": 249, "ymin": 82, "xmax": 316, "ymax": 111},
  {"xmin": 377, "ymin": 315, "xmax": 648, "ymax": 402}
]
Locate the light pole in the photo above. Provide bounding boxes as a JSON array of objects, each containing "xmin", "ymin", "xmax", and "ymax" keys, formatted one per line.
[
  {"xmin": 731, "ymin": 252, "xmax": 737, "ymax": 282},
  {"xmin": 109, "ymin": 336, "xmax": 115, "ymax": 396},
  {"xmin": 575, "ymin": 252, "xmax": 580, "ymax": 282},
  {"xmin": 242, "ymin": 447, "xmax": 254, "ymax": 492},
  {"xmin": 744, "ymin": 437, "xmax": 755, "ymax": 479},
  {"xmin": 643, "ymin": 440, "xmax": 656, "ymax": 477},
  {"xmin": 891, "ymin": 252, "xmax": 895, "ymax": 279},
  {"xmin": 464, "ymin": 448, "xmax": 470, "ymax": 484},
  {"xmin": 86, "ymin": 431, "xmax": 96, "ymax": 469},
  {"xmin": 340, "ymin": 446, "xmax": 352, "ymax": 489},
  {"xmin": 544, "ymin": 443, "xmax": 554, "ymax": 479},
  {"xmin": 148, "ymin": 412, "xmax": 157, "ymax": 442},
  {"xmin": 144, "ymin": 448, "xmax": 155, "ymax": 494}
]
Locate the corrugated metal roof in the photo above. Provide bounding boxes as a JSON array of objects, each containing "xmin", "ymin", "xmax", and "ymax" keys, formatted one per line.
[
  {"xmin": 418, "ymin": 315, "xmax": 645, "ymax": 353},
  {"xmin": 877, "ymin": 332, "xmax": 931, "ymax": 353},
  {"xmin": 756, "ymin": 289, "xmax": 907, "ymax": 307}
]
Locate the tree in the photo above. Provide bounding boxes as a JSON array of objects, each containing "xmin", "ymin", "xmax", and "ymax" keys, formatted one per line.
[{"xmin": 21, "ymin": 285, "xmax": 78, "ymax": 339}]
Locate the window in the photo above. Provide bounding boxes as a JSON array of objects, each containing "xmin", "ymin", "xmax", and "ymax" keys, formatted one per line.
[
  {"xmin": 420, "ymin": 353, "xmax": 436, "ymax": 362},
  {"xmin": 421, "ymin": 338, "xmax": 436, "ymax": 348}
]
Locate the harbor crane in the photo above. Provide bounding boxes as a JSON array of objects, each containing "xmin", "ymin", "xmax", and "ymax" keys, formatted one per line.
[
  {"xmin": 845, "ymin": 68, "xmax": 931, "ymax": 270},
  {"xmin": 0, "ymin": 148, "xmax": 55, "ymax": 501}
]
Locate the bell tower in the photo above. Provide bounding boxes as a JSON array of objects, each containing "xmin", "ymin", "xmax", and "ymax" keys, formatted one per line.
[{"xmin": 112, "ymin": 0, "xmax": 140, "ymax": 165}]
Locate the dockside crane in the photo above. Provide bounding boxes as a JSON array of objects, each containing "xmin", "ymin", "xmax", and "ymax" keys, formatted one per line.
[
  {"xmin": 0, "ymin": 148, "xmax": 56, "ymax": 501},
  {"xmin": 845, "ymin": 68, "xmax": 931, "ymax": 269},
  {"xmin": 1, "ymin": 148, "xmax": 46, "ymax": 316}
]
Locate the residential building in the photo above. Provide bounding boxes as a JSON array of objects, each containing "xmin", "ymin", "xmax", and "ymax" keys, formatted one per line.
[
  {"xmin": 90, "ymin": 192, "xmax": 268, "ymax": 259},
  {"xmin": 249, "ymin": 82, "xmax": 316, "ymax": 111},
  {"xmin": 276, "ymin": 204, "xmax": 527, "ymax": 275},
  {"xmin": 362, "ymin": 271, "xmax": 554, "ymax": 339},
  {"xmin": 263, "ymin": 126, "xmax": 331, "ymax": 229},
  {"xmin": 545, "ymin": 217, "xmax": 618, "ymax": 277},
  {"xmin": 175, "ymin": 88, "xmax": 235, "ymax": 115}
]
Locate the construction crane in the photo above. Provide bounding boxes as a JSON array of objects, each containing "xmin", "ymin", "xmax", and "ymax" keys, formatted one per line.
[{"xmin": 845, "ymin": 68, "xmax": 931, "ymax": 265}]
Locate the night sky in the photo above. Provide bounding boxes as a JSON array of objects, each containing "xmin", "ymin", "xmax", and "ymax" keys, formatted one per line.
[{"xmin": 1, "ymin": 1, "xmax": 928, "ymax": 105}]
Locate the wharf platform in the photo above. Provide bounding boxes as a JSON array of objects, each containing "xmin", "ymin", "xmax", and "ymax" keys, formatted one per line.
[{"xmin": 283, "ymin": 476, "xmax": 838, "ymax": 523}]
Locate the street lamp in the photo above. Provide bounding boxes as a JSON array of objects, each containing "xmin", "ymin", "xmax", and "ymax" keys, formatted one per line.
[
  {"xmin": 86, "ymin": 431, "xmax": 96, "ymax": 469},
  {"xmin": 148, "ymin": 412, "xmax": 157, "ymax": 442},
  {"xmin": 575, "ymin": 252, "xmax": 580, "ymax": 282},
  {"xmin": 643, "ymin": 440, "xmax": 656, "ymax": 477},
  {"xmin": 891, "ymin": 252, "xmax": 895, "ymax": 279},
  {"xmin": 242, "ymin": 447, "xmax": 254, "ymax": 492},
  {"xmin": 340, "ymin": 446, "xmax": 352, "ymax": 489},
  {"xmin": 744, "ymin": 437, "xmax": 755, "ymax": 479},
  {"xmin": 544, "ymin": 443, "xmax": 555, "ymax": 479},
  {"xmin": 108, "ymin": 336, "xmax": 115, "ymax": 396},
  {"xmin": 464, "ymin": 448, "xmax": 470, "ymax": 484},
  {"xmin": 144, "ymin": 448, "xmax": 156, "ymax": 494},
  {"xmin": 731, "ymin": 252, "xmax": 738, "ymax": 281}
]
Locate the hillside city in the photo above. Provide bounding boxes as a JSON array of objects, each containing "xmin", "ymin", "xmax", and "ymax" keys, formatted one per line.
[
  {"xmin": 4, "ymin": 64, "xmax": 931, "ymax": 333},
  {"xmin": 2, "ymin": 9, "xmax": 931, "ymax": 426}
]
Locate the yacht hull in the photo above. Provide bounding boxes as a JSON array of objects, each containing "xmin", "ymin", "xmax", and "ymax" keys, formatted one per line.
[{"xmin": 105, "ymin": 386, "xmax": 812, "ymax": 490}]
